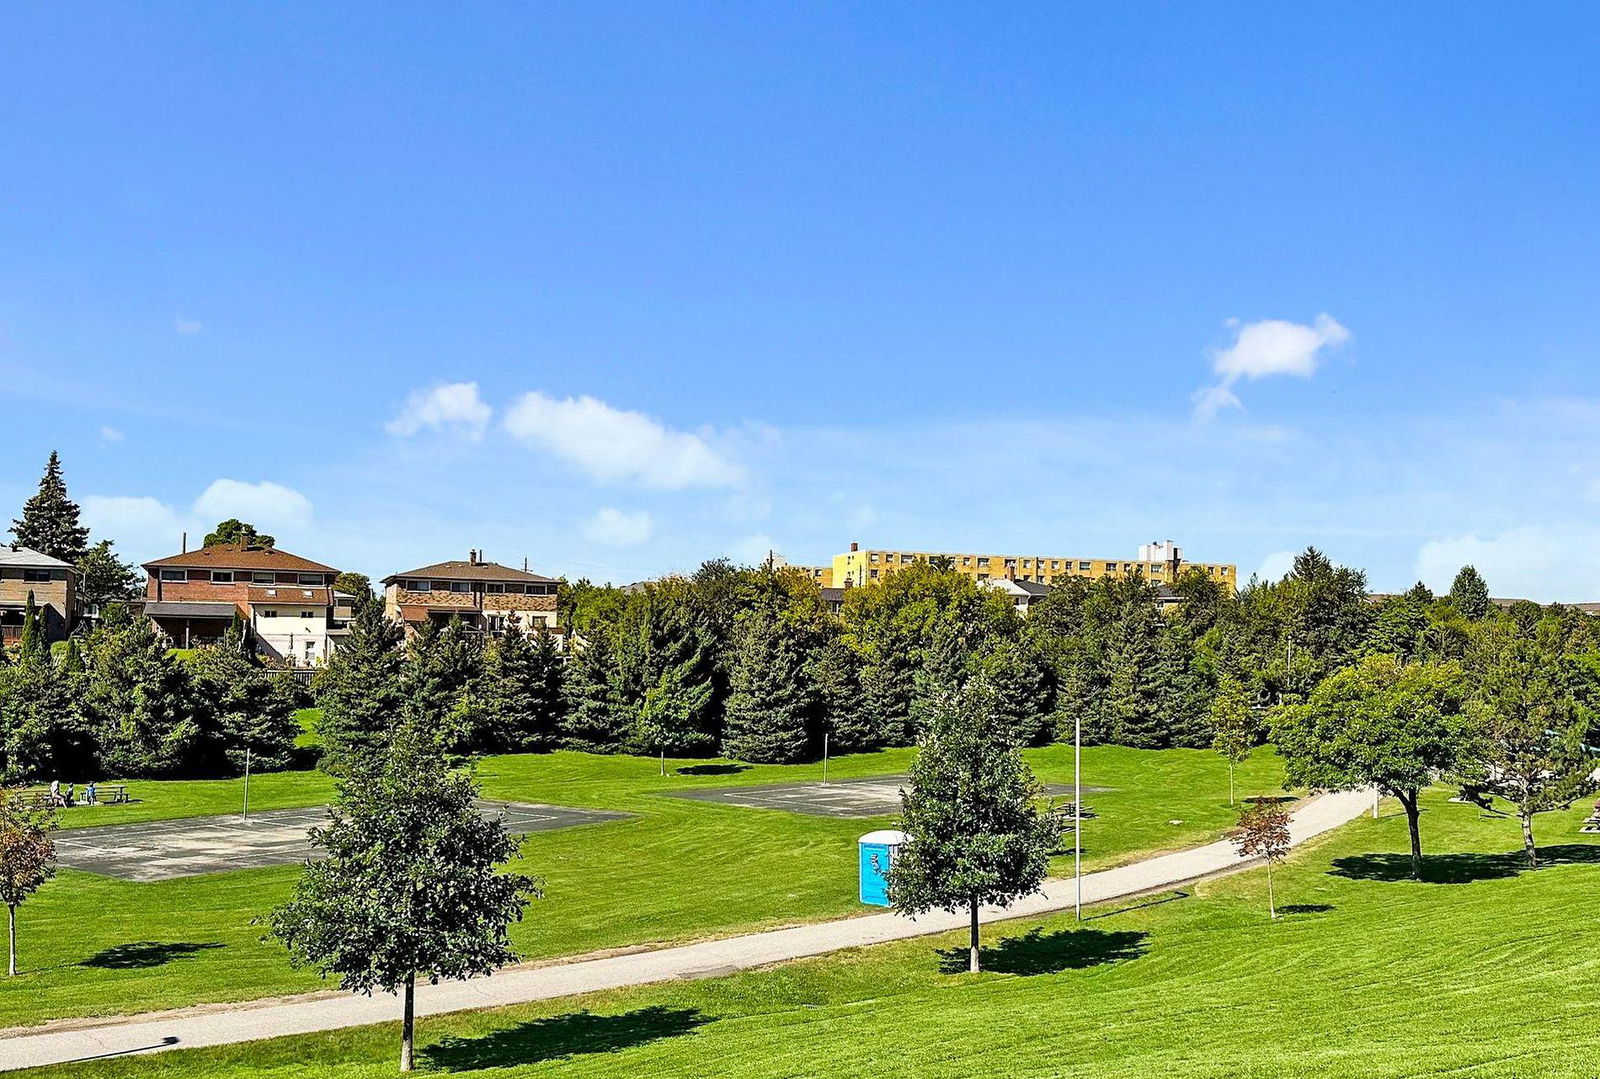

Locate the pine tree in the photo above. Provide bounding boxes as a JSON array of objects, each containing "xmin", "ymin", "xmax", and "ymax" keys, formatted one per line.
[
  {"xmin": 979, "ymin": 636, "xmax": 1053, "ymax": 746},
  {"xmin": 0, "ymin": 655, "xmax": 85, "ymax": 782},
  {"xmin": 82, "ymin": 618, "xmax": 199, "ymax": 777},
  {"xmin": 722, "ymin": 603, "xmax": 813, "ymax": 763},
  {"xmin": 808, "ymin": 637, "xmax": 876, "ymax": 753},
  {"xmin": 1449, "ymin": 565, "xmax": 1492, "ymax": 620},
  {"xmin": 11, "ymin": 453, "xmax": 89, "ymax": 563},
  {"xmin": 479, "ymin": 620, "xmax": 564, "ymax": 752},
  {"xmin": 637, "ymin": 660, "xmax": 715, "ymax": 772},
  {"xmin": 888, "ymin": 677, "xmax": 1057, "ymax": 973},
  {"xmin": 190, "ymin": 628, "xmax": 299, "ymax": 773},
  {"xmin": 401, "ymin": 618, "xmax": 484, "ymax": 756},
  {"xmin": 559, "ymin": 626, "xmax": 631, "ymax": 753},
  {"xmin": 316, "ymin": 598, "xmax": 405, "ymax": 773},
  {"xmin": 16, "ymin": 595, "xmax": 45, "ymax": 666}
]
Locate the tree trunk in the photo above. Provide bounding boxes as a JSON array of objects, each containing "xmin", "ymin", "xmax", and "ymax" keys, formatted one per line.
[
  {"xmin": 1521, "ymin": 809, "xmax": 1538, "ymax": 869},
  {"xmin": 969, "ymin": 899, "xmax": 981, "ymax": 973},
  {"xmin": 400, "ymin": 971, "xmax": 416, "ymax": 1072},
  {"xmin": 1266, "ymin": 860, "xmax": 1276, "ymax": 920},
  {"xmin": 1228, "ymin": 761, "xmax": 1236, "ymax": 806},
  {"xmin": 7, "ymin": 905, "xmax": 15, "ymax": 977},
  {"xmin": 1397, "ymin": 788, "xmax": 1423, "ymax": 880},
  {"xmin": 659, "ymin": 749, "xmax": 665, "ymax": 777}
]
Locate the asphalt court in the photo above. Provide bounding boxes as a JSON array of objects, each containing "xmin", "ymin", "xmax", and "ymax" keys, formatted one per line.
[
  {"xmin": 665, "ymin": 775, "xmax": 1110, "ymax": 818},
  {"xmin": 53, "ymin": 801, "xmax": 631, "ymax": 882}
]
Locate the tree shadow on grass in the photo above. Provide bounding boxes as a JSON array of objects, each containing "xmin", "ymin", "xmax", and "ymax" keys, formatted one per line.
[
  {"xmin": 80, "ymin": 942, "xmax": 225, "ymax": 969},
  {"xmin": 937, "ymin": 927, "xmax": 1148, "ymax": 976},
  {"xmin": 420, "ymin": 1007, "xmax": 708, "ymax": 1072},
  {"xmin": 1329, "ymin": 844, "xmax": 1600, "ymax": 885},
  {"xmin": 675, "ymin": 764, "xmax": 749, "ymax": 777},
  {"xmin": 1277, "ymin": 904, "xmax": 1335, "ymax": 916}
]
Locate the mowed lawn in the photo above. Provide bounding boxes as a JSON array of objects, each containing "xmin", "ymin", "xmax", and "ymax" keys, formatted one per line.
[
  {"xmin": 5, "ymin": 744, "xmax": 1282, "ymax": 1030},
  {"xmin": 32, "ymin": 789, "xmax": 1600, "ymax": 1079}
]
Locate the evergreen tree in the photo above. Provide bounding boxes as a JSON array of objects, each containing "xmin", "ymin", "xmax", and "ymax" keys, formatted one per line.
[
  {"xmin": 0, "ymin": 655, "xmax": 85, "ymax": 782},
  {"xmin": 11, "ymin": 453, "xmax": 89, "ymax": 563},
  {"xmin": 807, "ymin": 636, "xmax": 876, "ymax": 753},
  {"xmin": 1449, "ymin": 565, "xmax": 1492, "ymax": 621},
  {"xmin": 978, "ymin": 635, "xmax": 1053, "ymax": 746},
  {"xmin": 269, "ymin": 733, "xmax": 540, "ymax": 1072},
  {"xmin": 16, "ymin": 595, "xmax": 45, "ymax": 666},
  {"xmin": 82, "ymin": 617, "xmax": 198, "ymax": 777},
  {"xmin": 479, "ymin": 620, "xmax": 564, "ymax": 752},
  {"xmin": 722, "ymin": 602, "xmax": 813, "ymax": 763},
  {"xmin": 401, "ymin": 617, "xmax": 484, "ymax": 755},
  {"xmin": 888, "ymin": 677, "xmax": 1057, "ymax": 973},
  {"xmin": 637, "ymin": 661, "xmax": 715, "ymax": 772},
  {"xmin": 559, "ymin": 626, "xmax": 631, "ymax": 752},
  {"xmin": 316, "ymin": 598, "xmax": 405, "ymax": 773},
  {"xmin": 1365, "ymin": 593, "xmax": 1430, "ymax": 661},
  {"xmin": 190, "ymin": 628, "xmax": 299, "ymax": 773}
]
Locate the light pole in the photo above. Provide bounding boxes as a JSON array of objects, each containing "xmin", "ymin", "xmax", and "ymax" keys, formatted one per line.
[
  {"xmin": 242, "ymin": 746, "xmax": 251, "ymax": 819},
  {"xmin": 1074, "ymin": 709, "xmax": 1082, "ymax": 921}
]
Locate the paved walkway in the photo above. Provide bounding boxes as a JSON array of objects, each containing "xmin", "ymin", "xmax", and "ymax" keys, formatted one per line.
[{"xmin": 0, "ymin": 788, "xmax": 1372, "ymax": 1071}]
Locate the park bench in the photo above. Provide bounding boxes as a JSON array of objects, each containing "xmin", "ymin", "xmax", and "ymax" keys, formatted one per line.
[
  {"xmin": 82, "ymin": 784, "xmax": 130, "ymax": 805},
  {"xmin": 1581, "ymin": 800, "xmax": 1600, "ymax": 834}
]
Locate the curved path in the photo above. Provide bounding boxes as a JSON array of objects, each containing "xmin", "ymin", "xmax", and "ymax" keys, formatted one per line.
[{"xmin": 0, "ymin": 788, "xmax": 1372, "ymax": 1072}]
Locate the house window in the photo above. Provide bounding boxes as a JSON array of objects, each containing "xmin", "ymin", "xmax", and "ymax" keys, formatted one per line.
[
  {"xmin": 300, "ymin": 610, "xmax": 316, "ymax": 619},
  {"xmin": 22, "ymin": 569, "xmax": 52, "ymax": 583},
  {"xmin": 160, "ymin": 569, "xmax": 186, "ymax": 582},
  {"xmin": 431, "ymin": 581, "xmax": 451, "ymax": 591},
  {"xmin": 408, "ymin": 580, "xmax": 429, "ymax": 591},
  {"xmin": 260, "ymin": 609, "xmax": 278, "ymax": 618},
  {"xmin": 297, "ymin": 573, "xmax": 323, "ymax": 586},
  {"xmin": 211, "ymin": 571, "xmax": 235, "ymax": 583},
  {"xmin": 451, "ymin": 581, "xmax": 469, "ymax": 593},
  {"xmin": 486, "ymin": 583, "xmax": 505, "ymax": 593},
  {"xmin": 252, "ymin": 572, "xmax": 274, "ymax": 584}
]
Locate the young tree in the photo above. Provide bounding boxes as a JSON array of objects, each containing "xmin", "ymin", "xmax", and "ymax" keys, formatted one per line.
[
  {"xmin": 270, "ymin": 734, "xmax": 540, "ymax": 1071},
  {"xmin": 1271, "ymin": 654, "xmax": 1467, "ymax": 879},
  {"xmin": 0, "ymin": 788, "xmax": 56, "ymax": 975},
  {"xmin": 1448, "ymin": 565, "xmax": 1491, "ymax": 621},
  {"xmin": 637, "ymin": 662, "xmax": 714, "ymax": 773},
  {"xmin": 11, "ymin": 452, "xmax": 89, "ymax": 563},
  {"xmin": 1230, "ymin": 800, "xmax": 1291, "ymax": 919},
  {"xmin": 74, "ymin": 540, "xmax": 141, "ymax": 613},
  {"xmin": 203, "ymin": 518, "xmax": 274, "ymax": 549},
  {"xmin": 1210, "ymin": 673, "xmax": 1258, "ymax": 805},
  {"xmin": 722, "ymin": 601, "xmax": 813, "ymax": 763},
  {"xmin": 888, "ymin": 678, "xmax": 1057, "ymax": 973},
  {"xmin": 316, "ymin": 599, "xmax": 406, "ymax": 773},
  {"xmin": 1463, "ymin": 622, "xmax": 1598, "ymax": 867}
]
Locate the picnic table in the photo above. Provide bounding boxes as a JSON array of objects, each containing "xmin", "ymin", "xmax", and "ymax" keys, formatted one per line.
[
  {"xmin": 1046, "ymin": 800, "xmax": 1097, "ymax": 831},
  {"xmin": 10, "ymin": 784, "xmax": 130, "ymax": 808}
]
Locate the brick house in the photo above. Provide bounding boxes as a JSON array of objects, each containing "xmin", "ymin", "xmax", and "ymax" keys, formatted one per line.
[
  {"xmin": 0, "ymin": 546, "xmax": 77, "ymax": 646},
  {"xmin": 142, "ymin": 542, "xmax": 344, "ymax": 665},
  {"xmin": 382, "ymin": 550, "xmax": 559, "ymax": 637}
]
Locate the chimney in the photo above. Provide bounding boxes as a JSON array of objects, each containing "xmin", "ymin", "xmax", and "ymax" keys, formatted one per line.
[
  {"xmin": 181, "ymin": 531, "xmax": 188, "ymax": 553},
  {"xmin": 850, "ymin": 541, "xmax": 859, "ymax": 552},
  {"xmin": 468, "ymin": 549, "xmax": 478, "ymax": 565}
]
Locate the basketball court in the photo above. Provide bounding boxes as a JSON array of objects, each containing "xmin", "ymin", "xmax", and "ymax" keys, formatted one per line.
[{"xmin": 666, "ymin": 775, "xmax": 1108, "ymax": 819}]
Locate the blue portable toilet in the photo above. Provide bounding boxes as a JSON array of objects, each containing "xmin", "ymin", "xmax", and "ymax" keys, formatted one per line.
[{"xmin": 858, "ymin": 829, "xmax": 906, "ymax": 906}]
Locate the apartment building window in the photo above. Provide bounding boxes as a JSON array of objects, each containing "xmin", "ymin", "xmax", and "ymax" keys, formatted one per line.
[
  {"xmin": 1005, "ymin": 558, "xmax": 1017, "ymax": 568},
  {"xmin": 252, "ymin": 571, "xmax": 274, "ymax": 584},
  {"xmin": 901, "ymin": 554, "xmax": 913, "ymax": 564},
  {"xmin": 297, "ymin": 573, "xmax": 323, "ymax": 586},
  {"xmin": 869, "ymin": 569, "xmax": 879, "ymax": 579},
  {"xmin": 211, "ymin": 571, "xmax": 235, "ymax": 583},
  {"xmin": 1050, "ymin": 560, "xmax": 1059, "ymax": 570},
  {"xmin": 962, "ymin": 556, "xmax": 971, "ymax": 566},
  {"xmin": 977, "ymin": 557, "xmax": 990, "ymax": 567},
  {"xmin": 1079, "ymin": 561, "xmax": 1091, "ymax": 571},
  {"xmin": 868, "ymin": 553, "xmax": 879, "ymax": 563}
]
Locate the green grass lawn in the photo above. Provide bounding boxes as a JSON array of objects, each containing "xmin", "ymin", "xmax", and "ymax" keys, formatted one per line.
[
  {"xmin": 6, "ymin": 745, "xmax": 1281, "ymax": 1030},
  {"xmin": 31, "ymin": 788, "xmax": 1600, "ymax": 1079}
]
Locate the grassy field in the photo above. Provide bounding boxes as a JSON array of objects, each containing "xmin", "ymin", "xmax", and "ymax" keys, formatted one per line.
[
  {"xmin": 30, "ymin": 788, "xmax": 1600, "ymax": 1079},
  {"xmin": 6, "ymin": 745, "xmax": 1278, "ymax": 1030}
]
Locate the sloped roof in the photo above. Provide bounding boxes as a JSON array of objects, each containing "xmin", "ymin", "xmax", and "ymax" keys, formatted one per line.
[
  {"xmin": 143, "ymin": 543, "xmax": 338, "ymax": 574},
  {"xmin": 248, "ymin": 587, "xmax": 331, "ymax": 606},
  {"xmin": 383, "ymin": 560, "xmax": 557, "ymax": 585},
  {"xmin": 0, "ymin": 546, "xmax": 73, "ymax": 570},
  {"xmin": 145, "ymin": 601, "xmax": 237, "ymax": 619}
]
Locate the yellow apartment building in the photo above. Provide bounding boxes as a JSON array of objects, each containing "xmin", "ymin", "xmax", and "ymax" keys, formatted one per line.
[{"xmin": 829, "ymin": 540, "xmax": 1236, "ymax": 592}]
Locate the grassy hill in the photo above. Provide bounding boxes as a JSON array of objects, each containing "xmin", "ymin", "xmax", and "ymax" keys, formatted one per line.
[{"xmin": 31, "ymin": 787, "xmax": 1600, "ymax": 1078}]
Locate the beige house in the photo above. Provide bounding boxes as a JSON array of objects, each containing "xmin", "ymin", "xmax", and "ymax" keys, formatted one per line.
[
  {"xmin": 382, "ymin": 550, "xmax": 558, "ymax": 636},
  {"xmin": 0, "ymin": 546, "xmax": 77, "ymax": 645}
]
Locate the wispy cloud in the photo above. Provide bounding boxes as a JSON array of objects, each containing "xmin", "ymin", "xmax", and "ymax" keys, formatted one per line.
[
  {"xmin": 99, "ymin": 426, "xmax": 124, "ymax": 443},
  {"xmin": 503, "ymin": 392, "xmax": 745, "ymax": 489},
  {"xmin": 1193, "ymin": 313, "xmax": 1350, "ymax": 420},
  {"xmin": 581, "ymin": 507, "xmax": 655, "ymax": 547},
  {"xmin": 385, "ymin": 382, "xmax": 493, "ymax": 440},
  {"xmin": 175, "ymin": 315, "xmax": 203, "ymax": 335}
]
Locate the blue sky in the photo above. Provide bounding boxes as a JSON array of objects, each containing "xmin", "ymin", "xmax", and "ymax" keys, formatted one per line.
[{"xmin": 4, "ymin": 4, "xmax": 1600, "ymax": 598}]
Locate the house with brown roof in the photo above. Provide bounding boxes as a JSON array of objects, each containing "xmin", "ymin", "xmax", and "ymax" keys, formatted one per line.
[
  {"xmin": 0, "ymin": 546, "xmax": 77, "ymax": 646},
  {"xmin": 143, "ymin": 542, "xmax": 343, "ymax": 665},
  {"xmin": 382, "ymin": 550, "xmax": 559, "ymax": 637}
]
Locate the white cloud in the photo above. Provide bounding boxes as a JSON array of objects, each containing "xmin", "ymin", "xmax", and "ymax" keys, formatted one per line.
[
  {"xmin": 503, "ymin": 392, "xmax": 745, "ymax": 489},
  {"xmin": 175, "ymin": 316, "xmax": 203, "ymax": 335},
  {"xmin": 82, "ymin": 479, "xmax": 315, "ymax": 562},
  {"xmin": 1254, "ymin": 550, "xmax": 1297, "ymax": 583},
  {"xmin": 1194, "ymin": 313, "xmax": 1350, "ymax": 420},
  {"xmin": 1414, "ymin": 527, "xmax": 1600, "ymax": 603},
  {"xmin": 385, "ymin": 382, "xmax": 493, "ymax": 440},
  {"xmin": 581, "ymin": 507, "xmax": 654, "ymax": 547},
  {"xmin": 99, "ymin": 426, "xmax": 124, "ymax": 443}
]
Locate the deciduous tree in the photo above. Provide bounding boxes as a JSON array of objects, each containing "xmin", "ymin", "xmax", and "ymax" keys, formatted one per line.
[
  {"xmin": 0, "ymin": 788, "xmax": 55, "ymax": 975},
  {"xmin": 1230, "ymin": 799, "xmax": 1290, "ymax": 919}
]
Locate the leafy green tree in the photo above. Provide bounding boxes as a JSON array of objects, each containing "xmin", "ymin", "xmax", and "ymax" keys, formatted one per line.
[
  {"xmin": 723, "ymin": 601, "xmax": 814, "ymax": 763},
  {"xmin": 74, "ymin": 541, "xmax": 141, "ymax": 612},
  {"xmin": 270, "ymin": 734, "xmax": 541, "ymax": 1072},
  {"xmin": 0, "ymin": 789, "xmax": 55, "ymax": 976},
  {"xmin": 888, "ymin": 678, "xmax": 1057, "ymax": 973},
  {"xmin": 637, "ymin": 661, "xmax": 715, "ymax": 773},
  {"xmin": 0, "ymin": 650, "xmax": 86, "ymax": 781},
  {"xmin": 190, "ymin": 628, "xmax": 299, "ymax": 773},
  {"xmin": 478, "ymin": 620, "xmax": 565, "ymax": 752},
  {"xmin": 1210, "ymin": 673, "xmax": 1258, "ymax": 805},
  {"xmin": 1365, "ymin": 593, "xmax": 1430, "ymax": 662},
  {"xmin": 1448, "ymin": 565, "xmax": 1492, "ymax": 621},
  {"xmin": 315, "ymin": 598, "xmax": 406, "ymax": 773},
  {"xmin": 11, "ymin": 452, "xmax": 89, "ymax": 563},
  {"xmin": 559, "ymin": 626, "xmax": 631, "ymax": 752},
  {"xmin": 203, "ymin": 519, "xmax": 274, "ymax": 549},
  {"xmin": 332, "ymin": 572, "xmax": 374, "ymax": 601},
  {"xmin": 1271, "ymin": 654, "xmax": 1467, "ymax": 879},
  {"xmin": 82, "ymin": 617, "xmax": 199, "ymax": 777},
  {"xmin": 1463, "ymin": 620, "xmax": 1598, "ymax": 867}
]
